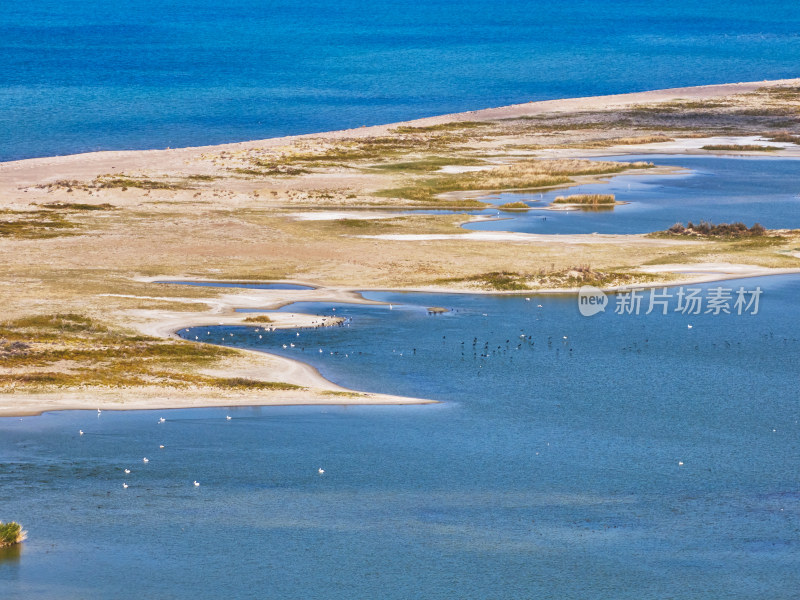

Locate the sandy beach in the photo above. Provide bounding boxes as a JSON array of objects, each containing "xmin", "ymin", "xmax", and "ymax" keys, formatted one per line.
[{"xmin": 3, "ymin": 78, "xmax": 800, "ymax": 415}]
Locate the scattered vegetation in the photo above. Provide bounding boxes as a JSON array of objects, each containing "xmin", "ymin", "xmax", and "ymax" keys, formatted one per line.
[
  {"xmin": 553, "ymin": 194, "xmax": 616, "ymax": 205},
  {"xmin": 0, "ymin": 522, "xmax": 26, "ymax": 548},
  {"xmin": 37, "ymin": 202, "xmax": 115, "ymax": 211},
  {"xmin": 663, "ymin": 221, "xmax": 768, "ymax": 238},
  {"xmin": 499, "ymin": 202, "xmax": 530, "ymax": 210},
  {"xmin": 437, "ymin": 266, "xmax": 660, "ymax": 290},
  {"xmin": 700, "ymin": 144, "xmax": 780, "ymax": 152},
  {"xmin": 92, "ymin": 175, "xmax": 190, "ymax": 190},
  {"xmin": 574, "ymin": 135, "xmax": 674, "ymax": 148},
  {"xmin": 378, "ymin": 159, "xmax": 652, "ymax": 203},
  {"xmin": 390, "ymin": 121, "xmax": 493, "ymax": 133},
  {"xmin": 0, "ymin": 210, "xmax": 76, "ymax": 239},
  {"xmin": 242, "ymin": 315, "xmax": 273, "ymax": 323},
  {"xmin": 0, "ymin": 314, "xmax": 297, "ymax": 392},
  {"xmin": 368, "ymin": 156, "xmax": 486, "ymax": 173},
  {"xmin": 766, "ymin": 131, "xmax": 800, "ymax": 144}
]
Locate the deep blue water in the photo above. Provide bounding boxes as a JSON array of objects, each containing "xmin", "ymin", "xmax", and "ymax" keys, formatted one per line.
[
  {"xmin": 464, "ymin": 155, "xmax": 800, "ymax": 234},
  {"xmin": 4, "ymin": 0, "xmax": 800, "ymax": 160},
  {"xmin": 2, "ymin": 276, "xmax": 798, "ymax": 598}
]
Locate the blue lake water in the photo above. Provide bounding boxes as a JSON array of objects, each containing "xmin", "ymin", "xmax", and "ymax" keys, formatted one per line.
[
  {"xmin": 2, "ymin": 276, "xmax": 799, "ymax": 598},
  {"xmin": 465, "ymin": 155, "xmax": 800, "ymax": 234},
  {"xmin": 5, "ymin": 1, "xmax": 800, "ymax": 160}
]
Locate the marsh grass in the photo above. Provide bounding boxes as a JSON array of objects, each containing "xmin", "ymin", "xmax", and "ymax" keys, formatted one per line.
[
  {"xmin": 93, "ymin": 176, "xmax": 191, "ymax": 190},
  {"xmin": 0, "ymin": 313, "xmax": 296, "ymax": 392},
  {"xmin": 659, "ymin": 221, "xmax": 770, "ymax": 239},
  {"xmin": 378, "ymin": 159, "xmax": 652, "ymax": 202},
  {"xmin": 553, "ymin": 194, "xmax": 616, "ymax": 205},
  {"xmin": 242, "ymin": 315, "xmax": 273, "ymax": 323},
  {"xmin": 499, "ymin": 202, "xmax": 530, "ymax": 210},
  {"xmin": 37, "ymin": 202, "xmax": 116, "ymax": 211},
  {"xmin": 0, "ymin": 522, "xmax": 26, "ymax": 547},
  {"xmin": 437, "ymin": 266, "xmax": 661, "ymax": 291},
  {"xmin": 573, "ymin": 135, "xmax": 674, "ymax": 148},
  {"xmin": 0, "ymin": 210, "xmax": 77, "ymax": 239},
  {"xmin": 767, "ymin": 131, "xmax": 800, "ymax": 144},
  {"xmin": 701, "ymin": 144, "xmax": 781, "ymax": 152},
  {"xmin": 367, "ymin": 156, "xmax": 486, "ymax": 173},
  {"xmin": 390, "ymin": 121, "xmax": 493, "ymax": 133}
]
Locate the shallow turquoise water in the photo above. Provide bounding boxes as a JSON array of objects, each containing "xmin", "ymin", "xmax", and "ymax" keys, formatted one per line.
[
  {"xmin": 4, "ymin": 1, "xmax": 800, "ymax": 160},
  {"xmin": 465, "ymin": 155, "xmax": 800, "ymax": 234},
  {"xmin": 2, "ymin": 276, "xmax": 798, "ymax": 598}
]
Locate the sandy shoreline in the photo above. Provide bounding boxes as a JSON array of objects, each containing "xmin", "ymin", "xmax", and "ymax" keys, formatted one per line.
[{"xmin": 4, "ymin": 78, "xmax": 800, "ymax": 416}]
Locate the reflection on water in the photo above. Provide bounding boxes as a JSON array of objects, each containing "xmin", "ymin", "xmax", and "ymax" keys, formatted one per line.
[
  {"xmin": 0, "ymin": 543, "xmax": 22, "ymax": 564},
  {"xmin": 463, "ymin": 155, "xmax": 800, "ymax": 234}
]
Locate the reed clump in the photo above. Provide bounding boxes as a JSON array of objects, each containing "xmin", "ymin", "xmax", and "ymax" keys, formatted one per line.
[
  {"xmin": 243, "ymin": 315, "xmax": 273, "ymax": 323},
  {"xmin": 552, "ymin": 194, "xmax": 615, "ymax": 205},
  {"xmin": 0, "ymin": 522, "xmax": 26, "ymax": 548}
]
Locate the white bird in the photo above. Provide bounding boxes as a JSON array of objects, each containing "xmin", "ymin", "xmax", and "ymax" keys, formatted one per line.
[
  {"xmin": 143, "ymin": 457, "xmax": 149, "ymax": 463},
  {"xmin": 290, "ymin": 343, "xmax": 295, "ymax": 347},
  {"xmin": 687, "ymin": 324, "xmax": 693, "ymax": 329},
  {"xmin": 318, "ymin": 468, "xmax": 325, "ymax": 475},
  {"xmin": 97, "ymin": 409, "xmax": 102, "ymax": 414},
  {"xmin": 159, "ymin": 445, "xmax": 165, "ymax": 449},
  {"xmin": 296, "ymin": 332, "xmax": 300, "ymax": 337},
  {"xmin": 537, "ymin": 304, "xmax": 543, "ymax": 308},
  {"xmin": 158, "ymin": 417, "xmax": 166, "ymax": 423},
  {"xmin": 319, "ymin": 349, "xmax": 323, "ymax": 353},
  {"xmin": 193, "ymin": 481, "xmax": 200, "ymax": 487},
  {"xmin": 79, "ymin": 430, "xmax": 84, "ymax": 436},
  {"xmin": 226, "ymin": 415, "xmax": 232, "ymax": 421},
  {"xmin": 124, "ymin": 469, "xmax": 131, "ymax": 474},
  {"xmin": 282, "ymin": 344, "xmax": 287, "ymax": 349},
  {"xmin": 123, "ymin": 483, "xmax": 128, "ymax": 489},
  {"xmin": 525, "ymin": 297, "xmax": 531, "ymax": 301},
  {"xmin": 678, "ymin": 461, "xmax": 684, "ymax": 466},
  {"xmin": 259, "ymin": 335, "xmax": 262, "ymax": 339}
]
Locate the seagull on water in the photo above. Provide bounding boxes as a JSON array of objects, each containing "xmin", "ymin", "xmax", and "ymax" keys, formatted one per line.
[
  {"xmin": 318, "ymin": 468, "xmax": 325, "ymax": 475},
  {"xmin": 194, "ymin": 481, "xmax": 200, "ymax": 487},
  {"xmin": 158, "ymin": 417, "xmax": 166, "ymax": 423},
  {"xmin": 123, "ymin": 483, "xmax": 128, "ymax": 489},
  {"xmin": 226, "ymin": 415, "xmax": 232, "ymax": 421},
  {"xmin": 159, "ymin": 445, "xmax": 165, "ymax": 449},
  {"xmin": 143, "ymin": 457, "xmax": 149, "ymax": 463},
  {"xmin": 79, "ymin": 430, "xmax": 84, "ymax": 436},
  {"xmin": 124, "ymin": 469, "xmax": 131, "ymax": 474}
]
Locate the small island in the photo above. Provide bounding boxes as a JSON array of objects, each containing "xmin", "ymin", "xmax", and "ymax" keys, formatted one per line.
[
  {"xmin": 551, "ymin": 194, "xmax": 618, "ymax": 209},
  {"xmin": 0, "ymin": 521, "xmax": 27, "ymax": 548}
]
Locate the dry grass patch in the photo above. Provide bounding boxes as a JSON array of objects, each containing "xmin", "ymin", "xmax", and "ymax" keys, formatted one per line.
[{"xmin": 0, "ymin": 314, "xmax": 298, "ymax": 392}]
